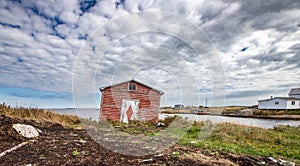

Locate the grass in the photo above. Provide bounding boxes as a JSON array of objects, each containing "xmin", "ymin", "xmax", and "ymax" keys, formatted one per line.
[
  {"xmin": 102, "ymin": 116, "xmax": 300, "ymax": 162},
  {"xmin": 221, "ymin": 106, "xmax": 247, "ymax": 114},
  {"xmin": 254, "ymin": 109, "xmax": 300, "ymax": 116},
  {"xmin": 179, "ymin": 121, "xmax": 300, "ymax": 163},
  {"xmin": 72, "ymin": 149, "xmax": 79, "ymax": 157},
  {"xmin": 104, "ymin": 116, "xmax": 177, "ymax": 135},
  {"xmin": 287, "ymin": 110, "xmax": 300, "ymax": 115},
  {"xmin": 0, "ymin": 103, "xmax": 81, "ymax": 128}
]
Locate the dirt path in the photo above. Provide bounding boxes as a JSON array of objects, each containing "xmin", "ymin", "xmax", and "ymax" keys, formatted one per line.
[{"xmin": 0, "ymin": 115, "xmax": 289, "ymax": 165}]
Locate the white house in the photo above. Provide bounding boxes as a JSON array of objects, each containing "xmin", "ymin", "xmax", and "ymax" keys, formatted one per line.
[
  {"xmin": 288, "ymin": 88, "xmax": 300, "ymax": 99},
  {"xmin": 258, "ymin": 88, "xmax": 300, "ymax": 110}
]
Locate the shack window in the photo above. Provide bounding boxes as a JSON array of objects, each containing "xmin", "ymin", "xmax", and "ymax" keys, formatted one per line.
[
  {"xmin": 275, "ymin": 101, "xmax": 279, "ymax": 105},
  {"xmin": 291, "ymin": 101, "xmax": 295, "ymax": 105},
  {"xmin": 128, "ymin": 84, "xmax": 136, "ymax": 91}
]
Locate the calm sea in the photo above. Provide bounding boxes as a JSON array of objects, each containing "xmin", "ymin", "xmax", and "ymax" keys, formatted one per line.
[{"xmin": 51, "ymin": 108, "xmax": 99, "ymax": 121}]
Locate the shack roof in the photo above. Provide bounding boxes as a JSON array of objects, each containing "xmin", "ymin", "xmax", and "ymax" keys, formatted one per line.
[
  {"xmin": 258, "ymin": 97, "xmax": 300, "ymax": 102},
  {"xmin": 99, "ymin": 79, "xmax": 164, "ymax": 95}
]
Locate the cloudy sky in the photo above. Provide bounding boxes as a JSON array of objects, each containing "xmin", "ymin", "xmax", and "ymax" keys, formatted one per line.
[{"xmin": 0, "ymin": 0, "xmax": 299, "ymax": 108}]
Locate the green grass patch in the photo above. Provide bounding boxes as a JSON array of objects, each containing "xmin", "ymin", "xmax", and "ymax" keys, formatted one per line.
[
  {"xmin": 105, "ymin": 116, "xmax": 300, "ymax": 162},
  {"xmin": 254, "ymin": 109, "xmax": 300, "ymax": 116},
  {"xmin": 105, "ymin": 116, "xmax": 177, "ymax": 135},
  {"xmin": 287, "ymin": 110, "xmax": 300, "ymax": 115},
  {"xmin": 179, "ymin": 122, "xmax": 300, "ymax": 162}
]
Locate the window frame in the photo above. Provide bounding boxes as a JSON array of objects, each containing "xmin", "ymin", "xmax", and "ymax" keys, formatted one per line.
[
  {"xmin": 128, "ymin": 83, "xmax": 137, "ymax": 91},
  {"xmin": 291, "ymin": 101, "xmax": 295, "ymax": 105},
  {"xmin": 275, "ymin": 101, "xmax": 279, "ymax": 105}
]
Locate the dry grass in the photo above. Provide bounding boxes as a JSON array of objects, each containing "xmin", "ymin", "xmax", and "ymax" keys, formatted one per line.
[
  {"xmin": 161, "ymin": 108, "xmax": 194, "ymax": 114},
  {"xmin": 0, "ymin": 103, "xmax": 80, "ymax": 127},
  {"xmin": 161, "ymin": 106, "xmax": 248, "ymax": 114},
  {"xmin": 222, "ymin": 106, "xmax": 247, "ymax": 114},
  {"xmin": 254, "ymin": 110, "xmax": 286, "ymax": 116},
  {"xmin": 181, "ymin": 153, "xmax": 237, "ymax": 166}
]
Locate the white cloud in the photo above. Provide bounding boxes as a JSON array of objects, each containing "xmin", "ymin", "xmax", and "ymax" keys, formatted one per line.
[{"xmin": 0, "ymin": 0, "xmax": 299, "ymax": 107}]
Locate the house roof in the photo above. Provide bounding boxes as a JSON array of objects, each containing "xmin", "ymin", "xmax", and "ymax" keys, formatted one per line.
[
  {"xmin": 288, "ymin": 88, "xmax": 300, "ymax": 95},
  {"xmin": 258, "ymin": 97, "xmax": 300, "ymax": 102},
  {"xmin": 99, "ymin": 79, "xmax": 164, "ymax": 95}
]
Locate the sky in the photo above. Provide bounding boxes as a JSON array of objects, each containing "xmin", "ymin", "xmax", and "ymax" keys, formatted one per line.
[{"xmin": 0, "ymin": 0, "xmax": 300, "ymax": 108}]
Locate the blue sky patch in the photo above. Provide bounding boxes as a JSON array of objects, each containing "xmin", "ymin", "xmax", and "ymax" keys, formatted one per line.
[
  {"xmin": 0, "ymin": 22, "xmax": 21, "ymax": 29},
  {"xmin": 79, "ymin": 0, "xmax": 97, "ymax": 14},
  {"xmin": 241, "ymin": 47, "xmax": 249, "ymax": 52},
  {"xmin": 17, "ymin": 58, "xmax": 23, "ymax": 63},
  {"xmin": 0, "ymin": 86, "xmax": 72, "ymax": 99}
]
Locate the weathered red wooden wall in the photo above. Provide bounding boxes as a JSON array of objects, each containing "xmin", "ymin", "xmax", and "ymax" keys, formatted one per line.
[{"xmin": 99, "ymin": 81, "xmax": 162, "ymax": 122}]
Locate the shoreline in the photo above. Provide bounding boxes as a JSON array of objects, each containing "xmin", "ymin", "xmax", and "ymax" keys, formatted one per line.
[
  {"xmin": 221, "ymin": 114, "xmax": 300, "ymax": 120},
  {"xmin": 161, "ymin": 111, "xmax": 300, "ymax": 120}
]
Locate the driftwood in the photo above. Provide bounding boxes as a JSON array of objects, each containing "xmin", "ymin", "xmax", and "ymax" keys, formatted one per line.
[{"xmin": 0, "ymin": 140, "xmax": 34, "ymax": 158}]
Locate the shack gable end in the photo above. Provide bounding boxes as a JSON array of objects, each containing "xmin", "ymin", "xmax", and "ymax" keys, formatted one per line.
[{"xmin": 99, "ymin": 80, "xmax": 163, "ymax": 122}]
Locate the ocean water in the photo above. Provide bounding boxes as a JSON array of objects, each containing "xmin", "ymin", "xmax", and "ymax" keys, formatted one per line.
[
  {"xmin": 160, "ymin": 114, "xmax": 300, "ymax": 129},
  {"xmin": 51, "ymin": 108, "xmax": 99, "ymax": 121}
]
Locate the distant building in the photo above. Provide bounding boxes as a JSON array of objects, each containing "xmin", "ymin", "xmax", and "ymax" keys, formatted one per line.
[
  {"xmin": 174, "ymin": 104, "xmax": 184, "ymax": 109},
  {"xmin": 288, "ymin": 88, "xmax": 300, "ymax": 99},
  {"xmin": 99, "ymin": 79, "xmax": 164, "ymax": 123},
  {"xmin": 258, "ymin": 88, "xmax": 300, "ymax": 110}
]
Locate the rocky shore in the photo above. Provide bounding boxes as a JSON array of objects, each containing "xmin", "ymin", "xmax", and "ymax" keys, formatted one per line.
[{"xmin": 161, "ymin": 107, "xmax": 300, "ymax": 120}]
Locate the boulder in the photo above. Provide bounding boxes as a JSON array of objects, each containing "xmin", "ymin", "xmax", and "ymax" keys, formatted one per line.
[
  {"xmin": 278, "ymin": 159, "xmax": 295, "ymax": 166},
  {"xmin": 13, "ymin": 124, "xmax": 40, "ymax": 138},
  {"xmin": 267, "ymin": 157, "xmax": 277, "ymax": 163},
  {"xmin": 156, "ymin": 122, "xmax": 165, "ymax": 127},
  {"xmin": 237, "ymin": 109, "xmax": 254, "ymax": 116}
]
